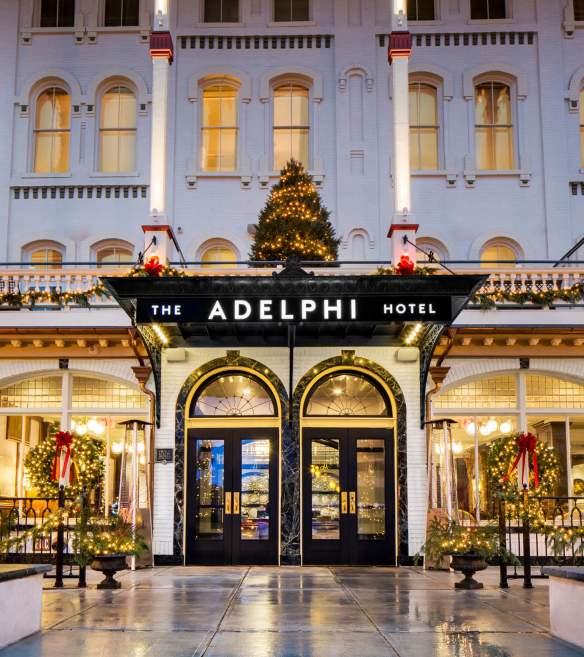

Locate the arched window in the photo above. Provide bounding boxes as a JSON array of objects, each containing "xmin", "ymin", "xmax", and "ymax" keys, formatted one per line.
[
  {"xmin": 409, "ymin": 82, "xmax": 439, "ymax": 170},
  {"xmin": 475, "ymin": 80, "xmax": 514, "ymax": 170},
  {"xmin": 93, "ymin": 240, "xmax": 134, "ymax": 267},
  {"xmin": 304, "ymin": 372, "xmax": 391, "ymax": 417},
  {"xmin": 104, "ymin": 0, "xmax": 139, "ymax": 26},
  {"xmin": 580, "ymin": 88, "xmax": 584, "ymax": 167},
  {"xmin": 273, "ymin": 83, "xmax": 309, "ymax": 170},
  {"xmin": 416, "ymin": 238, "xmax": 449, "ymax": 263},
  {"xmin": 480, "ymin": 239, "xmax": 521, "ymax": 268},
  {"xmin": 200, "ymin": 241, "xmax": 237, "ymax": 268},
  {"xmin": 40, "ymin": 0, "xmax": 75, "ymax": 27},
  {"xmin": 30, "ymin": 248, "xmax": 63, "ymax": 269},
  {"xmin": 201, "ymin": 84, "xmax": 238, "ymax": 172},
  {"xmin": 190, "ymin": 372, "xmax": 277, "ymax": 417},
  {"xmin": 274, "ymin": 0, "xmax": 309, "ymax": 22},
  {"xmin": 99, "ymin": 85, "xmax": 136, "ymax": 173},
  {"xmin": 407, "ymin": 0, "xmax": 435, "ymax": 21},
  {"xmin": 34, "ymin": 87, "xmax": 71, "ymax": 173}
]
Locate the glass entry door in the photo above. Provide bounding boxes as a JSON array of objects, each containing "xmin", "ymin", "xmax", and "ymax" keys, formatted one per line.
[
  {"xmin": 186, "ymin": 428, "xmax": 278, "ymax": 565},
  {"xmin": 302, "ymin": 428, "xmax": 395, "ymax": 565}
]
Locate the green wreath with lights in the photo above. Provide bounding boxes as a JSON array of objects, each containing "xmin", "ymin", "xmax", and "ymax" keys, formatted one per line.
[
  {"xmin": 24, "ymin": 425, "xmax": 104, "ymax": 497},
  {"xmin": 487, "ymin": 432, "xmax": 560, "ymax": 524}
]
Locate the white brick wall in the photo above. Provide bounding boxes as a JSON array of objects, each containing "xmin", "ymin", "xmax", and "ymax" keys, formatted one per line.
[{"xmin": 153, "ymin": 346, "xmax": 427, "ymax": 557}]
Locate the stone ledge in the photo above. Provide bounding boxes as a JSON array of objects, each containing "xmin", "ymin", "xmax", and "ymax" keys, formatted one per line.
[
  {"xmin": 0, "ymin": 564, "xmax": 52, "ymax": 583},
  {"xmin": 543, "ymin": 566, "xmax": 584, "ymax": 582}
]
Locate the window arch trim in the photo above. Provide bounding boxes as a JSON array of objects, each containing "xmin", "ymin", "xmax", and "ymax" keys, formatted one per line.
[
  {"xmin": 86, "ymin": 68, "xmax": 150, "ymax": 113},
  {"xmin": 566, "ymin": 66, "xmax": 584, "ymax": 109},
  {"xmin": 463, "ymin": 64, "xmax": 527, "ymax": 100},
  {"xmin": 188, "ymin": 70, "xmax": 251, "ymax": 103},
  {"xmin": 416, "ymin": 237, "xmax": 450, "ymax": 262},
  {"xmin": 91, "ymin": 238, "xmax": 135, "ymax": 264},
  {"xmin": 17, "ymin": 69, "xmax": 82, "ymax": 108},
  {"xmin": 22, "ymin": 239, "xmax": 66, "ymax": 265},
  {"xmin": 479, "ymin": 236, "xmax": 524, "ymax": 262},
  {"xmin": 260, "ymin": 66, "xmax": 322, "ymax": 102},
  {"xmin": 196, "ymin": 238, "xmax": 240, "ymax": 264}
]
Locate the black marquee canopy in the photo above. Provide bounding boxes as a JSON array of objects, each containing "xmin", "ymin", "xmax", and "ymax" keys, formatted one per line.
[{"xmin": 103, "ymin": 267, "xmax": 484, "ymax": 426}]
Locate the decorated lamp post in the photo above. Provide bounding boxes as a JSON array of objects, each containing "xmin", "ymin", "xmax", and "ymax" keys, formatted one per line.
[{"xmin": 388, "ymin": 0, "xmax": 418, "ymax": 268}]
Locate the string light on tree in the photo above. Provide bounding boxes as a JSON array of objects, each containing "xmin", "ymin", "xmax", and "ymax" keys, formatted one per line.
[{"xmin": 250, "ymin": 159, "xmax": 340, "ymax": 263}]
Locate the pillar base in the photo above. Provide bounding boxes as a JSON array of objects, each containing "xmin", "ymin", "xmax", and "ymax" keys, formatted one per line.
[{"xmin": 388, "ymin": 222, "xmax": 419, "ymax": 267}]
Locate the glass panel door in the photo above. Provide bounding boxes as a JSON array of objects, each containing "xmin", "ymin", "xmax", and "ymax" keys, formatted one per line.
[
  {"xmin": 240, "ymin": 438, "xmax": 271, "ymax": 541},
  {"xmin": 195, "ymin": 439, "xmax": 225, "ymax": 540},
  {"xmin": 311, "ymin": 438, "xmax": 340, "ymax": 540},
  {"xmin": 356, "ymin": 439, "xmax": 386, "ymax": 541}
]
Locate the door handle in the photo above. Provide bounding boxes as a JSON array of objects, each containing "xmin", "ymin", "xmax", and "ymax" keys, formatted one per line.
[
  {"xmin": 341, "ymin": 491, "xmax": 348, "ymax": 514},
  {"xmin": 349, "ymin": 491, "xmax": 356, "ymax": 515},
  {"xmin": 225, "ymin": 491, "xmax": 232, "ymax": 515},
  {"xmin": 233, "ymin": 491, "xmax": 240, "ymax": 515}
]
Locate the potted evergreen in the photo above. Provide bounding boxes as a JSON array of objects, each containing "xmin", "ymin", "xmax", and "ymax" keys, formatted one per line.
[{"xmin": 422, "ymin": 518, "xmax": 517, "ymax": 589}]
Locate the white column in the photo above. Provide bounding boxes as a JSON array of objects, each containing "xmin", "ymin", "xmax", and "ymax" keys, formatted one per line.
[{"xmin": 388, "ymin": 0, "xmax": 418, "ymax": 265}]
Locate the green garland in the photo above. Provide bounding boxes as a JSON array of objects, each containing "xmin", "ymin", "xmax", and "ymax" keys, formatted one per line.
[
  {"xmin": 487, "ymin": 433, "xmax": 560, "ymax": 523},
  {"xmin": 474, "ymin": 283, "xmax": 584, "ymax": 309},
  {"xmin": 24, "ymin": 426, "xmax": 104, "ymax": 498}
]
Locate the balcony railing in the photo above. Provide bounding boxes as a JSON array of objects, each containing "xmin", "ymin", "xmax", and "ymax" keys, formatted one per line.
[{"xmin": 0, "ymin": 262, "xmax": 583, "ymax": 308}]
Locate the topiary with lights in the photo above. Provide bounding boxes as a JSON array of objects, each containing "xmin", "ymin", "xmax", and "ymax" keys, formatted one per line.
[
  {"xmin": 487, "ymin": 432, "xmax": 560, "ymax": 524},
  {"xmin": 24, "ymin": 424, "xmax": 104, "ymax": 498},
  {"xmin": 250, "ymin": 159, "xmax": 339, "ymax": 263}
]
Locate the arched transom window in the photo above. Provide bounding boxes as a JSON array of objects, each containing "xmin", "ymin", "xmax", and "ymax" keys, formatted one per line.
[
  {"xmin": 190, "ymin": 372, "xmax": 277, "ymax": 417},
  {"xmin": 34, "ymin": 86, "xmax": 71, "ymax": 173},
  {"xmin": 304, "ymin": 372, "xmax": 391, "ymax": 417},
  {"xmin": 475, "ymin": 80, "xmax": 514, "ymax": 170}
]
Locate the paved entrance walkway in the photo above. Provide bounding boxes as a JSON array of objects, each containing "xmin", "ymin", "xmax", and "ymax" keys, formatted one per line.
[{"xmin": 0, "ymin": 566, "xmax": 582, "ymax": 657}]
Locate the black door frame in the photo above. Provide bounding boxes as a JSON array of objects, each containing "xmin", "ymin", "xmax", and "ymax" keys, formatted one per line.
[
  {"xmin": 185, "ymin": 427, "xmax": 279, "ymax": 565},
  {"xmin": 302, "ymin": 427, "xmax": 396, "ymax": 566}
]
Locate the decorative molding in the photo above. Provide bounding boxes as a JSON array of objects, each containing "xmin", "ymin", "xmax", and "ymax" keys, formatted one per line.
[
  {"xmin": 462, "ymin": 62, "xmax": 528, "ymax": 99},
  {"xmin": 259, "ymin": 66, "xmax": 324, "ymax": 102},
  {"xmin": 388, "ymin": 31, "xmax": 412, "ymax": 64},
  {"xmin": 187, "ymin": 69, "xmax": 252, "ymax": 102},
  {"xmin": 85, "ymin": 68, "xmax": 151, "ymax": 111},
  {"xmin": 12, "ymin": 185, "xmax": 148, "ymax": 200},
  {"xmin": 150, "ymin": 31, "xmax": 174, "ymax": 63},
  {"xmin": 566, "ymin": 66, "xmax": 584, "ymax": 110},
  {"xmin": 338, "ymin": 66, "xmax": 374, "ymax": 93},
  {"xmin": 16, "ymin": 69, "xmax": 83, "ymax": 108},
  {"xmin": 409, "ymin": 63, "xmax": 454, "ymax": 100},
  {"xmin": 379, "ymin": 31, "xmax": 536, "ymax": 48},
  {"xmin": 179, "ymin": 34, "xmax": 333, "ymax": 51}
]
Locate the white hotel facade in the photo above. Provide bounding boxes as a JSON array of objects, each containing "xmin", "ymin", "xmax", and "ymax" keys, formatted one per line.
[{"xmin": 0, "ymin": 0, "xmax": 584, "ymax": 566}]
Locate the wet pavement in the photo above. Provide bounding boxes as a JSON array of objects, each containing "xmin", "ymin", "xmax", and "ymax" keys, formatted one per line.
[{"xmin": 1, "ymin": 565, "xmax": 582, "ymax": 657}]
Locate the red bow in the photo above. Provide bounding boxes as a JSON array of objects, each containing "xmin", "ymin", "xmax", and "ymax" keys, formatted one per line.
[
  {"xmin": 144, "ymin": 256, "xmax": 164, "ymax": 277},
  {"xmin": 396, "ymin": 255, "xmax": 415, "ymax": 276},
  {"xmin": 51, "ymin": 431, "xmax": 73, "ymax": 483},
  {"xmin": 504, "ymin": 432, "xmax": 539, "ymax": 488}
]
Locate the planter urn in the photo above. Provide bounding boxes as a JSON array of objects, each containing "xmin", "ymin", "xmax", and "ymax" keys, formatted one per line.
[
  {"xmin": 451, "ymin": 553, "xmax": 488, "ymax": 590},
  {"xmin": 90, "ymin": 554, "xmax": 128, "ymax": 590}
]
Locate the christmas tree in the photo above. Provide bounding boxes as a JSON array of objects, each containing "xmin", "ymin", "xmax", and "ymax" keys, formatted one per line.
[{"xmin": 250, "ymin": 159, "xmax": 339, "ymax": 262}]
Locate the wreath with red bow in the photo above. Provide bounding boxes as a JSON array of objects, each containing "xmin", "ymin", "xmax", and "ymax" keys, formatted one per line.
[{"xmin": 487, "ymin": 432, "xmax": 559, "ymax": 518}]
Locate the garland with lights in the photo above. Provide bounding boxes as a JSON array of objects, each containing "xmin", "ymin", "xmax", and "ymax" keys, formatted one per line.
[
  {"xmin": 487, "ymin": 432, "xmax": 560, "ymax": 523},
  {"xmin": 24, "ymin": 424, "xmax": 104, "ymax": 498},
  {"xmin": 474, "ymin": 284, "xmax": 584, "ymax": 309},
  {"xmin": 0, "ymin": 284, "xmax": 109, "ymax": 308},
  {"xmin": 127, "ymin": 258, "xmax": 186, "ymax": 278},
  {"xmin": 250, "ymin": 159, "xmax": 340, "ymax": 262}
]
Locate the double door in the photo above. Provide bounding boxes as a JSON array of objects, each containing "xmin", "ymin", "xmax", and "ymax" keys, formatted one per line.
[
  {"xmin": 186, "ymin": 428, "xmax": 278, "ymax": 565},
  {"xmin": 303, "ymin": 428, "xmax": 395, "ymax": 565}
]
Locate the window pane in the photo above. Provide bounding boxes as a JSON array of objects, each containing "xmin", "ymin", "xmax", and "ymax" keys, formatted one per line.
[
  {"xmin": 576, "ymin": 0, "xmax": 584, "ymax": 21},
  {"xmin": 72, "ymin": 376, "xmax": 146, "ymax": 409},
  {"xmin": 570, "ymin": 420, "xmax": 584, "ymax": 496},
  {"xmin": 117, "ymin": 88, "xmax": 137, "ymax": 128},
  {"xmin": 470, "ymin": 0, "xmax": 488, "ymax": 19},
  {"xmin": 475, "ymin": 85, "xmax": 492, "ymax": 125},
  {"xmin": 418, "ymin": 85, "xmax": 437, "ymax": 124},
  {"xmin": 195, "ymin": 440, "xmax": 225, "ymax": 540},
  {"xmin": 201, "ymin": 246, "xmax": 236, "ymax": 268},
  {"xmin": 274, "ymin": 129, "xmax": 292, "ymax": 170},
  {"xmin": 448, "ymin": 418, "xmax": 479, "ymax": 523},
  {"xmin": 290, "ymin": 88, "xmax": 309, "ymax": 125},
  {"xmin": 409, "ymin": 86, "xmax": 419, "ymax": 125},
  {"xmin": 202, "ymin": 129, "xmax": 220, "ymax": 171},
  {"xmin": 58, "ymin": 0, "xmax": 75, "ymax": 26},
  {"xmin": 122, "ymin": 0, "xmax": 139, "ymax": 25},
  {"xmin": 291, "ymin": 128, "xmax": 309, "ymax": 165},
  {"xmin": 292, "ymin": 0, "xmax": 309, "ymax": 21},
  {"xmin": 528, "ymin": 416, "xmax": 569, "ymax": 497},
  {"xmin": 34, "ymin": 133, "xmax": 54, "ymax": 173},
  {"xmin": 97, "ymin": 247, "xmax": 133, "ymax": 264},
  {"xmin": 223, "ymin": 0, "xmax": 239, "ymax": 21},
  {"xmin": 475, "ymin": 127, "xmax": 492, "ymax": 169},
  {"xmin": 407, "ymin": 0, "xmax": 435, "ymax": 20},
  {"xmin": 204, "ymin": 0, "xmax": 222, "ymax": 22},
  {"xmin": 526, "ymin": 375, "xmax": 584, "ymax": 409},
  {"xmin": 434, "ymin": 375, "xmax": 517, "ymax": 410},
  {"xmin": 274, "ymin": 0, "xmax": 291, "ymax": 20},
  {"xmin": 40, "ymin": 0, "xmax": 58, "ymax": 27},
  {"xmin": 240, "ymin": 439, "xmax": 270, "ymax": 540},
  {"xmin": 357, "ymin": 439, "xmax": 386, "ymax": 540},
  {"xmin": 117, "ymin": 131, "xmax": 136, "ymax": 171},
  {"xmin": 489, "ymin": 0, "xmax": 506, "ymax": 18},
  {"xmin": 31, "ymin": 249, "xmax": 62, "ymax": 269},
  {"xmin": 104, "ymin": 0, "xmax": 122, "ymax": 25},
  {"xmin": 494, "ymin": 126, "xmax": 513, "ymax": 169},
  {"xmin": 0, "ymin": 376, "xmax": 62, "ymax": 409},
  {"xmin": 410, "ymin": 130, "xmax": 421, "ymax": 170},
  {"xmin": 311, "ymin": 438, "xmax": 340, "ymax": 539},
  {"xmin": 418, "ymin": 128, "xmax": 439, "ymax": 169},
  {"xmin": 305, "ymin": 373, "xmax": 389, "ymax": 417},
  {"xmin": 53, "ymin": 90, "xmax": 70, "ymax": 129},
  {"xmin": 52, "ymin": 132, "xmax": 70, "ymax": 172},
  {"xmin": 494, "ymin": 85, "xmax": 511, "ymax": 124},
  {"xmin": 274, "ymin": 91, "xmax": 292, "ymax": 126},
  {"xmin": 190, "ymin": 373, "xmax": 276, "ymax": 417},
  {"xmin": 481, "ymin": 244, "xmax": 516, "ymax": 266}
]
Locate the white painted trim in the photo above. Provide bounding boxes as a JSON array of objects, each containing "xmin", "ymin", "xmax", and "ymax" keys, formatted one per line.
[
  {"xmin": 85, "ymin": 67, "xmax": 151, "ymax": 108},
  {"xmin": 259, "ymin": 66, "xmax": 323, "ymax": 102},
  {"xmin": 462, "ymin": 63, "xmax": 528, "ymax": 99},
  {"xmin": 17, "ymin": 69, "xmax": 83, "ymax": 106}
]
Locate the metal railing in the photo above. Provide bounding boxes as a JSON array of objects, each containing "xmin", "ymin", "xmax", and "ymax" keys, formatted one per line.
[
  {"xmin": 0, "ymin": 488, "xmax": 86, "ymax": 587},
  {"xmin": 499, "ymin": 496, "xmax": 584, "ymax": 589}
]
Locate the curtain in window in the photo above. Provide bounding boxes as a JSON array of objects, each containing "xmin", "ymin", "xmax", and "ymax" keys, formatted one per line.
[
  {"xmin": 34, "ymin": 87, "xmax": 71, "ymax": 173},
  {"xmin": 104, "ymin": 0, "xmax": 139, "ymax": 26},
  {"xmin": 409, "ymin": 82, "xmax": 439, "ymax": 170},
  {"xmin": 40, "ymin": 0, "xmax": 75, "ymax": 27},
  {"xmin": 201, "ymin": 85, "xmax": 238, "ymax": 172},
  {"xmin": 475, "ymin": 81, "xmax": 514, "ymax": 170},
  {"xmin": 201, "ymin": 245, "xmax": 237, "ymax": 268},
  {"xmin": 406, "ymin": 0, "xmax": 435, "ymax": 20},
  {"xmin": 99, "ymin": 86, "xmax": 137, "ymax": 173},
  {"xmin": 204, "ymin": 0, "xmax": 239, "ymax": 22},
  {"xmin": 273, "ymin": 84, "xmax": 309, "ymax": 170},
  {"xmin": 30, "ymin": 249, "xmax": 63, "ymax": 269},
  {"xmin": 274, "ymin": 0, "xmax": 309, "ymax": 22}
]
